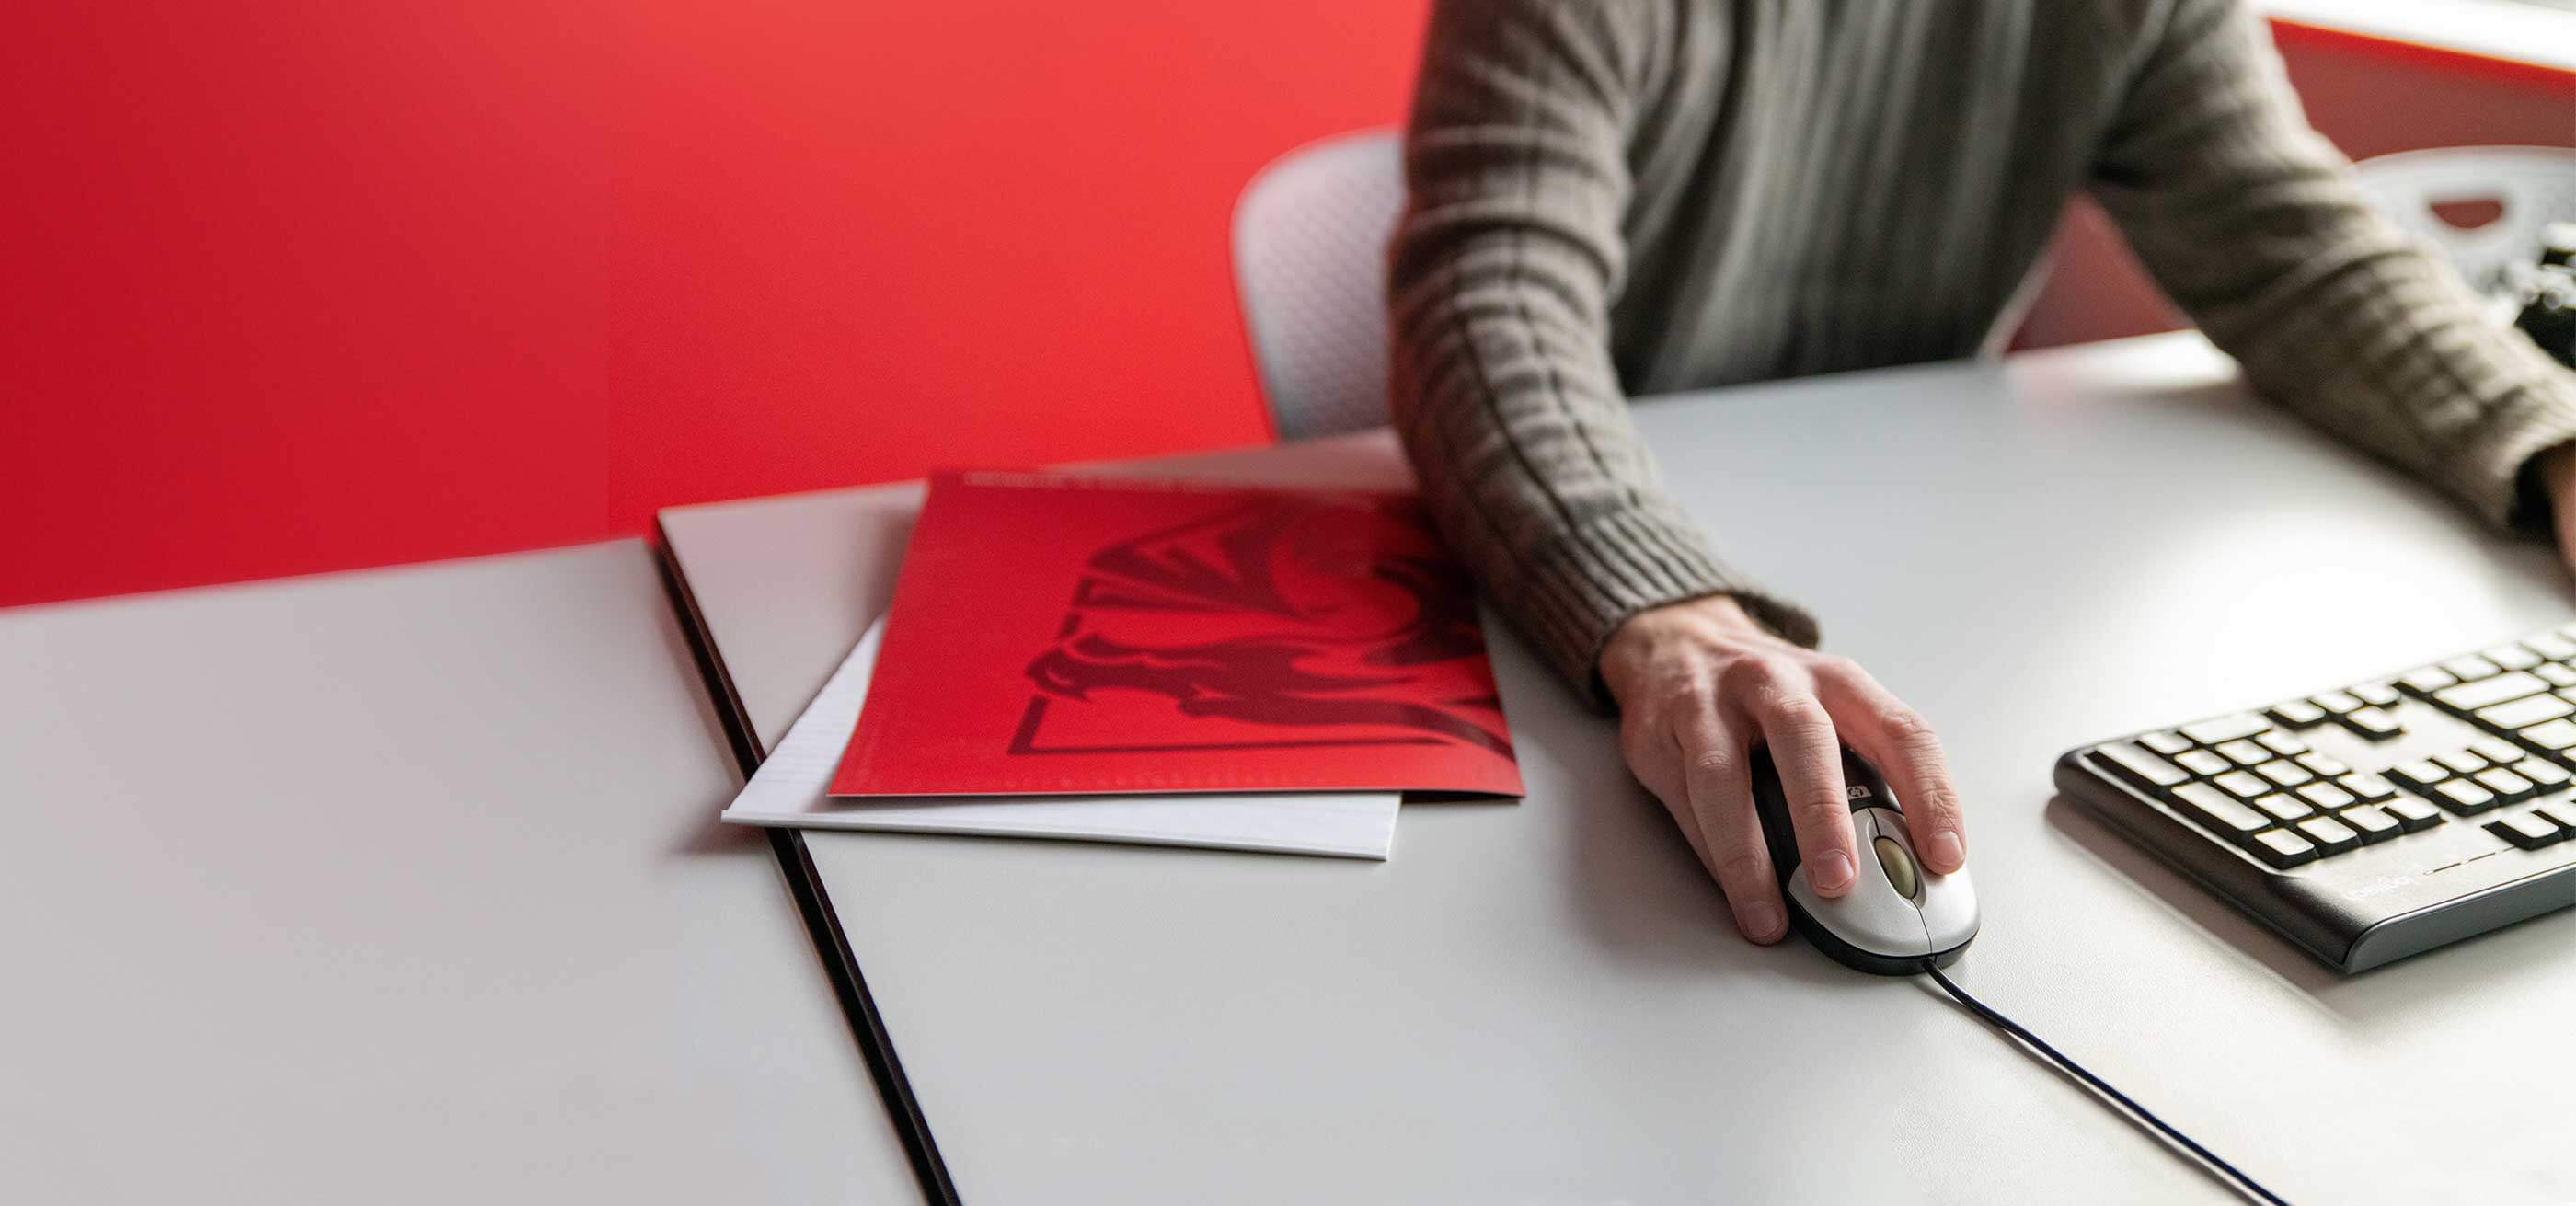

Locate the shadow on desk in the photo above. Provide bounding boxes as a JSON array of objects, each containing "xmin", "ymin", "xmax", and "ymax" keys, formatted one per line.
[
  {"xmin": 2042, "ymin": 794, "xmax": 2571, "ymax": 1020},
  {"xmin": 1554, "ymin": 728, "xmax": 1872, "ymax": 991},
  {"xmin": 671, "ymin": 809, "xmax": 771, "ymax": 857}
]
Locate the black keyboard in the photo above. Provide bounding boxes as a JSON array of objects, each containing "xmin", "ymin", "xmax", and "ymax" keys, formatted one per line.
[{"xmin": 2057, "ymin": 624, "xmax": 2576, "ymax": 972}]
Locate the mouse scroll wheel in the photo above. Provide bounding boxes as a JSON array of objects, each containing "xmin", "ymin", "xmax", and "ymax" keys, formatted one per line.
[{"xmin": 1872, "ymin": 834, "xmax": 1920, "ymax": 900}]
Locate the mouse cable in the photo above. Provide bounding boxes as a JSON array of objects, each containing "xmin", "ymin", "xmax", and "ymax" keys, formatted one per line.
[{"xmin": 1920, "ymin": 960, "xmax": 2291, "ymax": 1206}]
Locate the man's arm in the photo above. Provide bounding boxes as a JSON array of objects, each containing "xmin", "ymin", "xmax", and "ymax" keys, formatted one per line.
[
  {"xmin": 1386, "ymin": 0, "xmax": 1815, "ymax": 706},
  {"xmin": 1387, "ymin": 0, "xmax": 1967, "ymax": 948},
  {"xmin": 2091, "ymin": 0, "xmax": 2576, "ymax": 528}
]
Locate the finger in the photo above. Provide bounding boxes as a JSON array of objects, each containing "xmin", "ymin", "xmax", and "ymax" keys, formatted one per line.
[
  {"xmin": 1623, "ymin": 717, "xmax": 1713, "ymax": 870},
  {"xmin": 1816, "ymin": 663, "xmax": 1969, "ymax": 873},
  {"xmin": 1674, "ymin": 715, "xmax": 1787, "ymax": 944},
  {"xmin": 1743, "ymin": 677, "xmax": 1858, "ymax": 897}
]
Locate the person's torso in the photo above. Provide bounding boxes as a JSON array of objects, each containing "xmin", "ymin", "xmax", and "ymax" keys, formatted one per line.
[{"xmin": 1610, "ymin": 0, "xmax": 2167, "ymax": 392}]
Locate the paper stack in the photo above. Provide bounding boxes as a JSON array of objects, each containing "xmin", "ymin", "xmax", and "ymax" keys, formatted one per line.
[
  {"xmin": 721, "ymin": 471, "xmax": 1524, "ymax": 859},
  {"xmin": 722, "ymin": 619, "xmax": 1404, "ymax": 857}
]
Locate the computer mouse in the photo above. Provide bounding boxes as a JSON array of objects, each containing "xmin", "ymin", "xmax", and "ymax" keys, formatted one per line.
[{"xmin": 1747, "ymin": 743, "xmax": 1978, "ymax": 975}]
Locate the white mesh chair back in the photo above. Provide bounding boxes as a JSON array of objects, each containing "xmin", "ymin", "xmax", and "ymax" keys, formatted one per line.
[
  {"xmin": 1233, "ymin": 130, "xmax": 1407, "ymax": 441},
  {"xmin": 2352, "ymin": 146, "xmax": 2576, "ymax": 296}
]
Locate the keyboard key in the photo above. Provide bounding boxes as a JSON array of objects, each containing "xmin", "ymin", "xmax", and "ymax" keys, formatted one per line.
[
  {"xmin": 2434, "ymin": 751, "xmax": 2490, "ymax": 776},
  {"xmin": 2526, "ymin": 633, "xmax": 2576, "ymax": 661},
  {"xmin": 2474, "ymin": 768, "xmax": 2536, "ymax": 802},
  {"xmin": 2469, "ymin": 738, "xmax": 2525, "ymax": 765},
  {"xmin": 2434, "ymin": 671, "xmax": 2548, "ymax": 712},
  {"xmin": 2513, "ymin": 758, "xmax": 2571, "ymax": 790},
  {"xmin": 2476, "ymin": 694, "xmax": 2575, "ymax": 731},
  {"xmin": 2294, "ymin": 815, "xmax": 2361, "ymax": 855},
  {"xmin": 2434, "ymin": 779, "xmax": 2499, "ymax": 814},
  {"xmin": 2215, "ymin": 739, "xmax": 2270, "ymax": 766},
  {"xmin": 2388, "ymin": 759, "xmax": 2449, "ymax": 790},
  {"xmin": 2214, "ymin": 771, "xmax": 2271, "ymax": 801},
  {"xmin": 2486, "ymin": 812, "xmax": 2563, "ymax": 849},
  {"xmin": 2141, "ymin": 730, "xmax": 2192, "ymax": 756},
  {"xmin": 2251, "ymin": 793, "xmax": 2312, "ymax": 822},
  {"xmin": 2252, "ymin": 759, "xmax": 2312, "ymax": 788},
  {"xmin": 2295, "ymin": 781, "xmax": 2358, "ymax": 811},
  {"xmin": 2382, "ymin": 796, "xmax": 2444, "ymax": 832},
  {"xmin": 2342, "ymin": 707, "xmax": 2403, "ymax": 740},
  {"xmin": 2352, "ymin": 683, "xmax": 2400, "ymax": 708},
  {"xmin": 2250, "ymin": 828, "xmax": 2318, "ymax": 868},
  {"xmin": 2484, "ymin": 645, "xmax": 2543, "ymax": 672},
  {"xmin": 2398, "ymin": 666, "xmax": 2458, "ymax": 695},
  {"xmin": 2442, "ymin": 655, "xmax": 2503, "ymax": 682},
  {"xmin": 2536, "ymin": 802, "xmax": 2576, "ymax": 834},
  {"xmin": 2096, "ymin": 742, "xmax": 2190, "ymax": 790},
  {"xmin": 2339, "ymin": 772, "xmax": 2398, "ymax": 802},
  {"xmin": 2266, "ymin": 701, "xmax": 2326, "ymax": 729},
  {"xmin": 2539, "ymin": 662, "xmax": 2576, "ymax": 689},
  {"xmin": 2181, "ymin": 714, "xmax": 2272, "ymax": 745},
  {"xmin": 2174, "ymin": 783, "xmax": 2271, "ymax": 839},
  {"xmin": 2311, "ymin": 690, "xmax": 2363, "ymax": 716},
  {"xmin": 2176, "ymin": 750, "xmax": 2231, "ymax": 776},
  {"xmin": 2340, "ymin": 806, "xmax": 2401, "ymax": 844},
  {"xmin": 2256, "ymin": 730, "xmax": 2308, "ymax": 757},
  {"xmin": 2295, "ymin": 752, "xmax": 2352, "ymax": 778},
  {"xmin": 2515, "ymin": 718, "xmax": 2576, "ymax": 753}
]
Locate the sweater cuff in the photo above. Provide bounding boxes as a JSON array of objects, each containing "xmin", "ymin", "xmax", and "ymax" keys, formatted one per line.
[
  {"xmin": 1512, "ymin": 506, "xmax": 1819, "ymax": 712},
  {"xmin": 2480, "ymin": 373, "xmax": 2576, "ymax": 534}
]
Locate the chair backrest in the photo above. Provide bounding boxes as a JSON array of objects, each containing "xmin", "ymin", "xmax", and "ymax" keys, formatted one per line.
[
  {"xmin": 2352, "ymin": 145, "xmax": 2576, "ymax": 297},
  {"xmin": 1232, "ymin": 130, "xmax": 1407, "ymax": 441}
]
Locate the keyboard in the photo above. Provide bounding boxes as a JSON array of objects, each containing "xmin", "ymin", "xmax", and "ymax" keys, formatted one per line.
[{"xmin": 2056, "ymin": 623, "xmax": 2576, "ymax": 972}]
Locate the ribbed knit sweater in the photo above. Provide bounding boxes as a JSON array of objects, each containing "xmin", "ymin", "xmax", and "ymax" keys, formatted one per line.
[{"xmin": 1386, "ymin": 0, "xmax": 2576, "ymax": 707}]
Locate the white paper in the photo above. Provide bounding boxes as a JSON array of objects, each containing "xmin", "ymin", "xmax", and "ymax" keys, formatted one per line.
[{"xmin": 720, "ymin": 620, "xmax": 1399, "ymax": 859}]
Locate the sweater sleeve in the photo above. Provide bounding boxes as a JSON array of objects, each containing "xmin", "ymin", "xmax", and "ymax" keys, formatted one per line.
[
  {"xmin": 2091, "ymin": 0, "xmax": 2576, "ymax": 528},
  {"xmin": 1386, "ymin": 0, "xmax": 1817, "ymax": 710}
]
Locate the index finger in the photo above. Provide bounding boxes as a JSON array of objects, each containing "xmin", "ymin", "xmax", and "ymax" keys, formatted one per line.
[
  {"xmin": 1744, "ymin": 681, "xmax": 1858, "ymax": 897},
  {"xmin": 1817, "ymin": 663, "xmax": 1967, "ymax": 873}
]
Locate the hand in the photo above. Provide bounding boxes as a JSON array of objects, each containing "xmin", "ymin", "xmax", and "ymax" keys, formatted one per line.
[
  {"xmin": 2542, "ymin": 442, "xmax": 2576, "ymax": 575},
  {"xmin": 1600, "ymin": 594, "xmax": 1968, "ymax": 945}
]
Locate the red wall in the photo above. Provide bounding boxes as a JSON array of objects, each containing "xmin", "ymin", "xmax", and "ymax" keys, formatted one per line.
[
  {"xmin": 2, "ymin": 3, "xmax": 1429, "ymax": 608},
  {"xmin": 6, "ymin": 8, "xmax": 2568, "ymax": 609}
]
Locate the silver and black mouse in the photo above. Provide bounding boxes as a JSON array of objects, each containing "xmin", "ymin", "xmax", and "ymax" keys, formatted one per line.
[{"xmin": 1748, "ymin": 744, "xmax": 1978, "ymax": 975}]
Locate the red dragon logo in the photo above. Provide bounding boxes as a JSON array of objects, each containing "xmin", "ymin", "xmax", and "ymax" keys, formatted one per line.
[{"xmin": 1011, "ymin": 493, "xmax": 1513, "ymax": 761}]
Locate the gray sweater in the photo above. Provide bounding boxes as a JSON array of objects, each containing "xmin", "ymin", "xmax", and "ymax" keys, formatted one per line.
[{"xmin": 1387, "ymin": 0, "xmax": 2576, "ymax": 706}]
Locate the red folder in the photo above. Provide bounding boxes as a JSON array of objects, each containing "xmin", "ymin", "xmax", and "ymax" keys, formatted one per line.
[{"xmin": 831, "ymin": 471, "xmax": 1524, "ymax": 798}]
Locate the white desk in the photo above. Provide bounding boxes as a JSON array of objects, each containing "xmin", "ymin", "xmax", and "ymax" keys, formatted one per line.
[
  {"xmin": 0, "ymin": 542, "xmax": 920, "ymax": 1203},
  {"xmin": 660, "ymin": 334, "xmax": 2576, "ymax": 1204}
]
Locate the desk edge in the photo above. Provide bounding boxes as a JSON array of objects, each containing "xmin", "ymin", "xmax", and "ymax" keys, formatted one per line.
[{"xmin": 650, "ymin": 522, "xmax": 961, "ymax": 1206}]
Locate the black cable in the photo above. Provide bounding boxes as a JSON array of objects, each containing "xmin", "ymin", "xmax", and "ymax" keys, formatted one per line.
[{"xmin": 1921, "ymin": 960, "xmax": 2291, "ymax": 1206}]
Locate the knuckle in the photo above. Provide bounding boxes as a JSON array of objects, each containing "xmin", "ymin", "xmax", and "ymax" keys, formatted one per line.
[
  {"xmin": 1685, "ymin": 748, "xmax": 1738, "ymax": 783},
  {"xmin": 1812, "ymin": 653, "xmax": 1866, "ymax": 680},
  {"xmin": 1879, "ymin": 705, "xmax": 1938, "ymax": 745},
  {"xmin": 1639, "ymin": 662, "xmax": 1707, "ymax": 704},
  {"xmin": 1714, "ymin": 850, "xmax": 1772, "ymax": 889},
  {"xmin": 1669, "ymin": 676, "xmax": 1720, "ymax": 713},
  {"xmin": 1796, "ymin": 793, "xmax": 1849, "ymax": 826},
  {"xmin": 1717, "ymin": 654, "xmax": 1786, "ymax": 693},
  {"xmin": 1762, "ymin": 692, "xmax": 1830, "ymax": 733}
]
